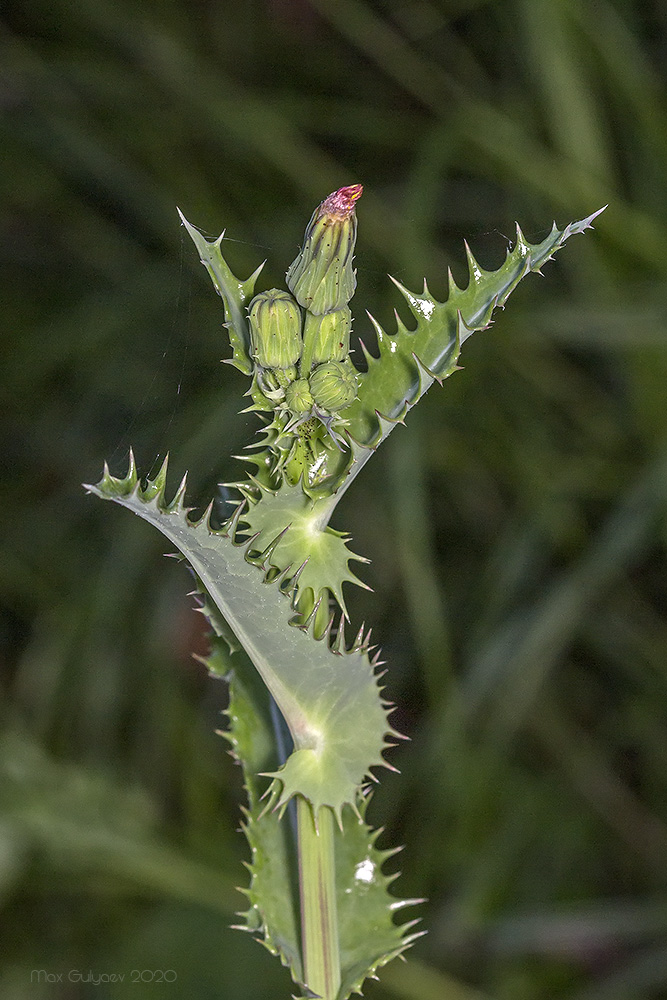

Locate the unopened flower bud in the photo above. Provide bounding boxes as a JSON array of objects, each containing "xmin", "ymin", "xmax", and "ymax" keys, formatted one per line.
[
  {"xmin": 274, "ymin": 366, "xmax": 298, "ymax": 388},
  {"xmin": 248, "ymin": 288, "xmax": 302, "ymax": 369},
  {"xmin": 286, "ymin": 185, "xmax": 363, "ymax": 315},
  {"xmin": 308, "ymin": 360, "xmax": 358, "ymax": 412},
  {"xmin": 285, "ymin": 378, "xmax": 314, "ymax": 414},
  {"xmin": 302, "ymin": 307, "xmax": 352, "ymax": 369}
]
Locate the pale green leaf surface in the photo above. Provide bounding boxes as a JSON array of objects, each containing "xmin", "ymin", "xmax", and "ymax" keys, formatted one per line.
[{"xmin": 85, "ymin": 457, "xmax": 392, "ymax": 819}]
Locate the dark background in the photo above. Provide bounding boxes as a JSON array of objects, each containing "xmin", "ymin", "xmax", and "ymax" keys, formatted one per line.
[{"xmin": 2, "ymin": 1, "xmax": 667, "ymax": 998}]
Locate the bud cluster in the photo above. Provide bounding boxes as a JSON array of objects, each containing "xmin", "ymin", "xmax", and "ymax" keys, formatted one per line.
[{"xmin": 246, "ymin": 185, "xmax": 363, "ymax": 427}]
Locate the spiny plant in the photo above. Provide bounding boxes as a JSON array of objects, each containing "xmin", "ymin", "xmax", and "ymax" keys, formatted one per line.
[{"xmin": 86, "ymin": 185, "xmax": 603, "ymax": 999}]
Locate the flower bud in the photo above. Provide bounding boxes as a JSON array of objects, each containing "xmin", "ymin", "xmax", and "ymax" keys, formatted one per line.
[
  {"xmin": 286, "ymin": 185, "xmax": 363, "ymax": 315},
  {"xmin": 302, "ymin": 307, "xmax": 352, "ymax": 369},
  {"xmin": 248, "ymin": 288, "xmax": 302, "ymax": 369},
  {"xmin": 274, "ymin": 366, "xmax": 298, "ymax": 388},
  {"xmin": 308, "ymin": 360, "xmax": 358, "ymax": 412},
  {"xmin": 285, "ymin": 378, "xmax": 314, "ymax": 414}
]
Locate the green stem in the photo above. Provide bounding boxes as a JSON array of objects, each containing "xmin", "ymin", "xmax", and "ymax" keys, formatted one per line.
[{"xmin": 297, "ymin": 797, "xmax": 340, "ymax": 1000}]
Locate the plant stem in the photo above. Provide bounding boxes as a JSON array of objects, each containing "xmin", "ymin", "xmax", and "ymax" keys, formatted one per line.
[{"xmin": 297, "ymin": 797, "xmax": 340, "ymax": 999}]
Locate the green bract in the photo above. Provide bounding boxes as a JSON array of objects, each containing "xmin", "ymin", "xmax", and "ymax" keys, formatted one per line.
[
  {"xmin": 248, "ymin": 287, "xmax": 302, "ymax": 369},
  {"xmin": 89, "ymin": 188, "xmax": 604, "ymax": 1000}
]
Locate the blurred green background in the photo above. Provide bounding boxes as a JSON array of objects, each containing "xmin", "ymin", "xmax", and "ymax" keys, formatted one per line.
[{"xmin": 2, "ymin": 0, "xmax": 667, "ymax": 997}]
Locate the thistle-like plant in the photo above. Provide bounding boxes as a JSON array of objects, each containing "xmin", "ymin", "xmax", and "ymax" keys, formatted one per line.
[{"xmin": 86, "ymin": 186, "xmax": 602, "ymax": 999}]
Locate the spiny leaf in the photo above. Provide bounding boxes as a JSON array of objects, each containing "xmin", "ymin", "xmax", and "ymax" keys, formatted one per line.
[
  {"xmin": 333, "ymin": 801, "xmax": 424, "ymax": 999},
  {"xmin": 179, "ymin": 209, "xmax": 264, "ymax": 375},
  {"xmin": 84, "ymin": 455, "xmax": 394, "ymax": 820},
  {"xmin": 216, "ymin": 637, "xmax": 303, "ymax": 983},
  {"xmin": 239, "ymin": 478, "xmax": 370, "ymax": 619},
  {"xmin": 209, "ymin": 630, "xmax": 420, "ymax": 999},
  {"xmin": 328, "ymin": 209, "xmax": 605, "ymax": 500}
]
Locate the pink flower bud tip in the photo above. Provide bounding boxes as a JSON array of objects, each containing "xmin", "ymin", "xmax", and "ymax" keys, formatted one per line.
[{"xmin": 320, "ymin": 184, "xmax": 363, "ymax": 221}]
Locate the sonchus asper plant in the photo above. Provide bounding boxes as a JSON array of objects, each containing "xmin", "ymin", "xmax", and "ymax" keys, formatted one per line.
[{"xmin": 86, "ymin": 185, "xmax": 603, "ymax": 999}]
